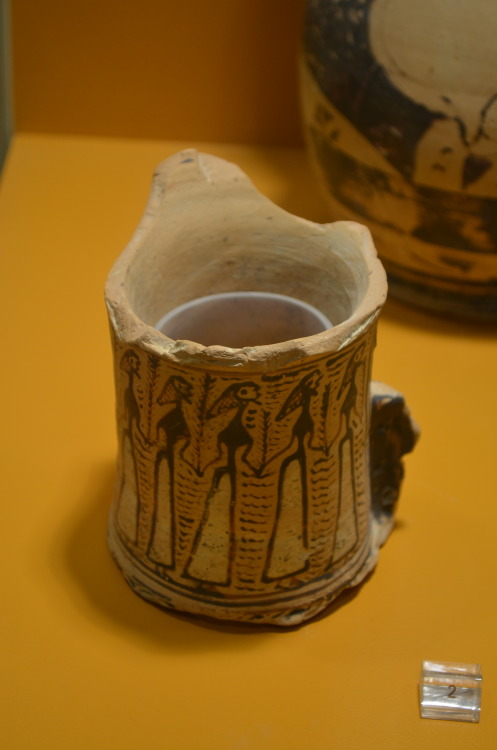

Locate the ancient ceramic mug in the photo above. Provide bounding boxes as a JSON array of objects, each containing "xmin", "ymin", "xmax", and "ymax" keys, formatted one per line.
[{"xmin": 105, "ymin": 150, "xmax": 418, "ymax": 626}]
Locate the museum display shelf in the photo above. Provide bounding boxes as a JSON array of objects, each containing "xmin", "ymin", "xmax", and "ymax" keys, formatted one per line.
[{"xmin": 1, "ymin": 133, "xmax": 496, "ymax": 750}]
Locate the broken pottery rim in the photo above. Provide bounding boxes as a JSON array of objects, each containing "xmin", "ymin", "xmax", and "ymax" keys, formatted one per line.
[{"xmin": 105, "ymin": 150, "xmax": 388, "ymax": 371}]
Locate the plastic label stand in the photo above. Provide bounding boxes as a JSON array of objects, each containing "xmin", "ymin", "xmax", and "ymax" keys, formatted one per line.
[{"xmin": 419, "ymin": 660, "xmax": 482, "ymax": 723}]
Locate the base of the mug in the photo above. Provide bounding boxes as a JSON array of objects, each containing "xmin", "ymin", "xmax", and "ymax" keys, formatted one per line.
[{"xmin": 107, "ymin": 517, "xmax": 388, "ymax": 627}]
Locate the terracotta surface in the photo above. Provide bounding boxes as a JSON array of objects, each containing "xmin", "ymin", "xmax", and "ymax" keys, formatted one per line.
[
  {"xmin": 105, "ymin": 150, "xmax": 417, "ymax": 625},
  {"xmin": 301, "ymin": 0, "xmax": 497, "ymax": 318},
  {"xmin": 2, "ymin": 134, "xmax": 497, "ymax": 748}
]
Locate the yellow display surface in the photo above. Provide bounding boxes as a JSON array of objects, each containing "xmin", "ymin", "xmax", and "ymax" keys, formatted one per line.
[{"xmin": 1, "ymin": 133, "xmax": 496, "ymax": 749}]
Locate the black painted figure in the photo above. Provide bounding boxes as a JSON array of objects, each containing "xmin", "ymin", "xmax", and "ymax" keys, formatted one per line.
[
  {"xmin": 274, "ymin": 370, "xmax": 322, "ymax": 551},
  {"xmin": 185, "ymin": 382, "xmax": 261, "ymax": 584},
  {"xmin": 117, "ymin": 350, "xmax": 144, "ymax": 544},
  {"xmin": 332, "ymin": 348, "xmax": 366, "ymax": 563},
  {"xmin": 148, "ymin": 375, "xmax": 193, "ymax": 567}
]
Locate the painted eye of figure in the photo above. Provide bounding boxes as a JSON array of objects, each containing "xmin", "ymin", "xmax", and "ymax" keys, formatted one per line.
[{"xmin": 238, "ymin": 384, "xmax": 259, "ymax": 400}]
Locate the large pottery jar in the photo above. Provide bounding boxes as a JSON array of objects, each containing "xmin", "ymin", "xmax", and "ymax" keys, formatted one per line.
[{"xmin": 301, "ymin": 0, "xmax": 497, "ymax": 320}]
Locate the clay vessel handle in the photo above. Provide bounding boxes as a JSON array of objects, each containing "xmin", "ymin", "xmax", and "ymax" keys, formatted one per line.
[{"xmin": 369, "ymin": 381, "xmax": 419, "ymax": 528}]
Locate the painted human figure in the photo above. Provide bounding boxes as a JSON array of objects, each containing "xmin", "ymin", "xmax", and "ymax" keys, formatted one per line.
[
  {"xmin": 121, "ymin": 350, "xmax": 141, "ymax": 433},
  {"xmin": 185, "ymin": 382, "xmax": 261, "ymax": 584},
  {"xmin": 207, "ymin": 382, "xmax": 261, "ymax": 489},
  {"xmin": 148, "ymin": 375, "xmax": 193, "ymax": 567},
  {"xmin": 331, "ymin": 347, "xmax": 366, "ymax": 564},
  {"xmin": 117, "ymin": 350, "xmax": 145, "ymax": 544},
  {"xmin": 274, "ymin": 369, "xmax": 322, "ymax": 550},
  {"xmin": 155, "ymin": 375, "xmax": 193, "ymax": 448}
]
